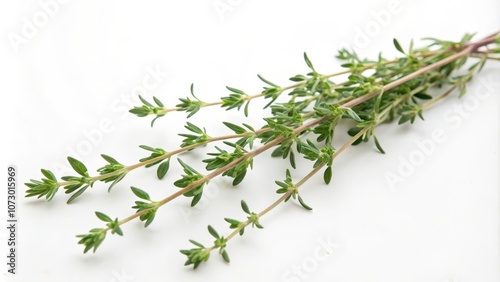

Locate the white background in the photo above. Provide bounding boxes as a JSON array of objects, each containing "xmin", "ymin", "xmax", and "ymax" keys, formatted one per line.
[{"xmin": 1, "ymin": 1, "xmax": 499, "ymax": 282}]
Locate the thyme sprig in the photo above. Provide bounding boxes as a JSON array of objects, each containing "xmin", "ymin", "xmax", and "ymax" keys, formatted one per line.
[{"xmin": 26, "ymin": 32, "xmax": 500, "ymax": 267}]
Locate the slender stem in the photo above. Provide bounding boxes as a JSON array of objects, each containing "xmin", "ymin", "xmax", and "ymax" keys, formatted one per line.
[
  {"xmin": 422, "ymin": 85, "xmax": 458, "ymax": 110},
  {"xmin": 202, "ymin": 101, "xmax": 224, "ymax": 107},
  {"xmin": 108, "ymin": 37, "xmax": 492, "ymax": 231},
  {"xmin": 222, "ymin": 126, "xmax": 371, "ymax": 244},
  {"xmin": 111, "ymin": 115, "xmax": 331, "ymax": 229},
  {"xmin": 471, "ymin": 54, "xmax": 500, "ymax": 60},
  {"xmin": 464, "ymin": 31, "xmax": 500, "ymax": 52},
  {"xmin": 105, "ymin": 33, "xmax": 499, "ymax": 243},
  {"xmin": 154, "ymin": 50, "xmax": 443, "ymax": 116},
  {"xmin": 216, "ymin": 70, "xmax": 464, "ymax": 250},
  {"xmin": 224, "ymin": 194, "xmax": 291, "ymax": 242},
  {"xmin": 57, "ymin": 130, "xmax": 267, "ymax": 187},
  {"xmin": 341, "ymin": 33, "xmax": 498, "ymax": 109},
  {"xmin": 374, "ymin": 83, "xmax": 432, "ymax": 124},
  {"xmin": 214, "ymin": 75, "xmax": 465, "ymax": 250},
  {"xmin": 211, "ymin": 47, "xmax": 489, "ymax": 246}
]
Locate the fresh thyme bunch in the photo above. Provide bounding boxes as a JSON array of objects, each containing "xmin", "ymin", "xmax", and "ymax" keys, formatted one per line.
[{"xmin": 25, "ymin": 32, "xmax": 500, "ymax": 268}]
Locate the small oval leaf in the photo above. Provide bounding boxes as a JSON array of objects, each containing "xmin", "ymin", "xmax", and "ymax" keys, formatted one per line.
[
  {"xmin": 207, "ymin": 225, "xmax": 220, "ymax": 239},
  {"xmin": 323, "ymin": 166, "xmax": 332, "ymax": 184},
  {"xmin": 95, "ymin": 211, "xmax": 113, "ymax": 223},
  {"xmin": 41, "ymin": 169, "xmax": 56, "ymax": 181},
  {"xmin": 157, "ymin": 159, "xmax": 170, "ymax": 180},
  {"xmin": 373, "ymin": 136, "xmax": 386, "ymax": 154},
  {"xmin": 131, "ymin": 186, "xmax": 151, "ymax": 201},
  {"xmin": 393, "ymin": 38, "xmax": 405, "ymax": 54},
  {"xmin": 241, "ymin": 200, "xmax": 250, "ymax": 214},
  {"xmin": 298, "ymin": 195, "xmax": 313, "ymax": 211},
  {"xmin": 67, "ymin": 157, "xmax": 88, "ymax": 176}
]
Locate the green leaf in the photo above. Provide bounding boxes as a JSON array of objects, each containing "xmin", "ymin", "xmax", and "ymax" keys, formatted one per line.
[
  {"xmin": 344, "ymin": 108, "xmax": 363, "ymax": 122},
  {"xmin": 191, "ymin": 193, "xmax": 202, "ymax": 207},
  {"xmin": 139, "ymin": 145, "xmax": 156, "ymax": 152},
  {"xmin": 76, "ymin": 228, "xmax": 106, "ymax": 254},
  {"xmin": 223, "ymin": 122, "xmax": 246, "ymax": 134},
  {"xmin": 373, "ymin": 135, "xmax": 385, "ymax": 154},
  {"xmin": 151, "ymin": 116, "xmax": 162, "ymax": 127},
  {"xmin": 298, "ymin": 195, "xmax": 313, "ymax": 211},
  {"xmin": 413, "ymin": 93, "xmax": 432, "ymax": 100},
  {"xmin": 289, "ymin": 74, "xmax": 306, "ymax": 82},
  {"xmin": 303, "ymin": 52, "xmax": 315, "ymax": 70},
  {"xmin": 139, "ymin": 95, "xmax": 154, "ymax": 107},
  {"xmin": 67, "ymin": 157, "xmax": 88, "ymax": 176},
  {"xmin": 41, "ymin": 169, "xmax": 56, "ymax": 181},
  {"xmin": 177, "ymin": 158, "xmax": 199, "ymax": 174},
  {"xmin": 289, "ymin": 151, "xmax": 296, "ymax": 169},
  {"xmin": 189, "ymin": 239, "xmax": 205, "ymax": 248},
  {"xmin": 271, "ymin": 147, "xmax": 284, "ymax": 157},
  {"xmin": 153, "ymin": 96, "xmax": 164, "ymax": 107},
  {"xmin": 241, "ymin": 200, "xmax": 250, "ymax": 214},
  {"xmin": 347, "ymin": 127, "xmax": 362, "ymax": 137},
  {"xmin": 275, "ymin": 181, "xmax": 288, "ymax": 189},
  {"xmin": 373, "ymin": 91, "xmax": 384, "ymax": 114},
  {"xmin": 64, "ymin": 183, "xmax": 83, "ymax": 194},
  {"xmin": 232, "ymin": 170, "xmax": 246, "ymax": 186},
  {"xmin": 398, "ymin": 114, "xmax": 411, "ymax": 125},
  {"xmin": 244, "ymin": 100, "xmax": 250, "ymax": 117},
  {"xmin": 243, "ymin": 123, "xmax": 254, "ymax": 131},
  {"xmin": 393, "ymin": 38, "xmax": 405, "ymax": 54},
  {"xmin": 189, "ymin": 83, "xmax": 196, "ymax": 97},
  {"xmin": 226, "ymin": 86, "xmax": 245, "ymax": 94},
  {"xmin": 185, "ymin": 122, "xmax": 204, "ymax": 134},
  {"xmin": 459, "ymin": 84, "xmax": 467, "ymax": 98},
  {"xmin": 221, "ymin": 249, "xmax": 230, "ymax": 263},
  {"xmin": 409, "ymin": 39, "xmax": 414, "ymax": 54},
  {"xmin": 207, "ymin": 225, "xmax": 220, "ymax": 239},
  {"xmin": 144, "ymin": 213, "xmax": 156, "ymax": 228},
  {"xmin": 348, "ymin": 127, "xmax": 364, "ymax": 145},
  {"xmin": 66, "ymin": 185, "xmax": 89, "ymax": 204},
  {"xmin": 129, "ymin": 107, "xmax": 150, "ymax": 117},
  {"xmin": 157, "ymin": 159, "xmax": 170, "ymax": 179},
  {"xmin": 95, "ymin": 211, "xmax": 113, "ymax": 222},
  {"xmin": 107, "ymin": 173, "xmax": 126, "ymax": 192},
  {"xmin": 323, "ymin": 166, "xmax": 332, "ymax": 184},
  {"xmin": 101, "ymin": 154, "xmax": 118, "ymax": 164},
  {"xmin": 112, "ymin": 224, "xmax": 123, "ymax": 236},
  {"xmin": 224, "ymin": 218, "xmax": 241, "ymax": 227},
  {"xmin": 131, "ymin": 187, "xmax": 151, "ymax": 201},
  {"xmin": 417, "ymin": 110, "xmax": 424, "ymax": 121},
  {"xmin": 257, "ymin": 74, "xmax": 278, "ymax": 87}
]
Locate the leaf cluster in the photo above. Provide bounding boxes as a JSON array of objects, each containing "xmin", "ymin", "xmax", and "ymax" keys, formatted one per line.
[
  {"xmin": 139, "ymin": 145, "xmax": 170, "ymax": 179},
  {"xmin": 275, "ymin": 169, "xmax": 313, "ymax": 210},
  {"xmin": 173, "ymin": 159, "xmax": 207, "ymax": 206},
  {"xmin": 76, "ymin": 211, "xmax": 123, "ymax": 253},
  {"xmin": 130, "ymin": 187, "xmax": 158, "ymax": 227},
  {"xmin": 129, "ymin": 95, "xmax": 166, "ymax": 126}
]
